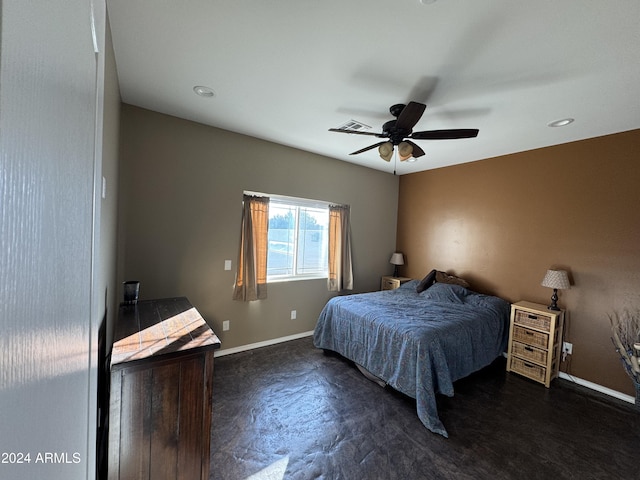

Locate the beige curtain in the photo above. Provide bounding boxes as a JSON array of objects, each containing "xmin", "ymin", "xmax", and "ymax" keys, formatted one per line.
[
  {"xmin": 328, "ymin": 204, "xmax": 353, "ymax": 292},
  {"xmin": 233, "ymin": 195, "xmax": 270, "ymax": 301}
]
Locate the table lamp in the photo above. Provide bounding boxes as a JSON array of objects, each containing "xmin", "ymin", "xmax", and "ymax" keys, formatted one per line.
[
  {"xmin": 390, "ymin": 253, "xmax": 404, "ymax": 278},
  {"xmin": 541, "ymin": 269, "xmax": 570, "ymax": 310}
]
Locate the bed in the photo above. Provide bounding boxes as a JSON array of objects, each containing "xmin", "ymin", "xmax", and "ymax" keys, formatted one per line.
[{"xmin": 313, "ymin": 278, "xmax": 511, "ymax": 437}]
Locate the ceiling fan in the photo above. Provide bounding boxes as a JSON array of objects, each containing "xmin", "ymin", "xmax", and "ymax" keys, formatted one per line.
[{"xmin": 329, "ymin": 101, "xmax": 479, "ymax": 162}]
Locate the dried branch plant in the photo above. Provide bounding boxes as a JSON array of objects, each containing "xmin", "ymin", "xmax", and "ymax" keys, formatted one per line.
[{"xmin": 610, "ymin": 311, "xmax": 640, "ymax": 388}]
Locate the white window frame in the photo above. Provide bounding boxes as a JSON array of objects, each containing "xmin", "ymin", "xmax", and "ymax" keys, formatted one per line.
[{"xmin": 245, "ymin": 192, "xmax": 331, "ymax": 283}]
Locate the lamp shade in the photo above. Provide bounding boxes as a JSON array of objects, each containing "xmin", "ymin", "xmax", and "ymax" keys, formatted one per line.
[
  {"xmin": 390, "ymin": 253, "xmax": 404, "ymax": 266},
  {"xmin": 398, "ymin": 142, "xmax": 413, "ymax": 161},
  {"xmin": 378, "ymin": 142, "xmax": 393, "ymax": 162},
  {"xmin": 541, "ymin": 269, "xmax": 570, "ymax": 290}
]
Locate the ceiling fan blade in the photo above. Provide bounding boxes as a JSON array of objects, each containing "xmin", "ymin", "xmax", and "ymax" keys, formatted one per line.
[
  {"xmin": 395, "ymin": 101, "xmax": 426, "ymax": 130},
  {"xmin": 404, "ymin": 140, "xmax": 425, "ymax": 158},
  {"xmin": 349, "ymin": 142, "xmax": 387, "ymax": 155},
  {"xmin": 410, "ymin": 128, "xmax": 479, "ymax": 140},
  {"xmin": 328, "ymin": 128, "xmax": 383, "ymax": 137}
]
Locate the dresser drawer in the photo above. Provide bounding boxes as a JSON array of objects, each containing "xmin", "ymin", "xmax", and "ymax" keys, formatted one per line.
[
  {"xmin": 512, "ymin": 325, "xmax": 549, "ymax": 349},
  {"xmin": 514, "ymin": 309, "xmax": 553, "ymax": 333},
  {"xmin": 510, "ymin": 356, "xmax": 547, "ymax": 384},
  {"xmin": 511, "ymin": 341, "xmax": 548, "ymax": 365}
]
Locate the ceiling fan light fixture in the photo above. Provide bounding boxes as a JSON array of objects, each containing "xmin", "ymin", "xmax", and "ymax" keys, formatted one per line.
[
  {"xmin": 379, "ymin": 142, "xmax": 393, "ymax": 162},
  {"xmin": 398, "ymin": 141, "xmax": 413, "ymax": 161}
]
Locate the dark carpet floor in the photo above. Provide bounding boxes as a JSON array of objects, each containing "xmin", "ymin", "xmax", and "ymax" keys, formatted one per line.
[{"xmin": 209, "ymin": 336, "xmax": 639, "ymax": 480}]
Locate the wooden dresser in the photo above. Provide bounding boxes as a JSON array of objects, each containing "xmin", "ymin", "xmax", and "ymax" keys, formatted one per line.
[{"xmin": 108, "ymin": 297, "xmax": 221, "ymax": 480}]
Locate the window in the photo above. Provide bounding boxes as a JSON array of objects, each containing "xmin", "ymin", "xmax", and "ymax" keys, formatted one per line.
[
  {"xmin": 234, "ymin": 192, "xmax": 352, "ymax": 298},
  {"xmin": 266, "ymin": 195, "xmax": 329, "ymax": 281}
]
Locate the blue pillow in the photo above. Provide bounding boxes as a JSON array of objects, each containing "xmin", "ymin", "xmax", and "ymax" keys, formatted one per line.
[
  {"xmin": 398, "ymin": 279, "xmax": 420, "ymax": 290},
  {"xmin": 419, "ymin": 282, "xmax": 469, "ymax": 303}
]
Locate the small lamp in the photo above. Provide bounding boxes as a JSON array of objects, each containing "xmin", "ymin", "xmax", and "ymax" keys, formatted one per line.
[
  {"xmin": 541, "ymin": 269, "xmax": 570, "ymax": 311},
  {"xmin": 390, "ymin": 253, "xmax": 404, "ymax": 277}
]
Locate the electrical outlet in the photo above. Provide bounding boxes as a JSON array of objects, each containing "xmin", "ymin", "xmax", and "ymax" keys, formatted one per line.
[
  {"xmin": 290, "ymin": 310, "xmax": 297, "ymax": 320},
  {"xmin": 223, "ymin": 320, "xmax": 230, "ymax": 331},
  {"xmin": 562, "ymin": 341, "xmax": 573, "ymax": 355}
]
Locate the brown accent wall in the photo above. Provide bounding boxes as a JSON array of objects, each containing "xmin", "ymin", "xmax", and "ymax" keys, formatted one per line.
[{"xmin": 397, "ymin": 129, "xmax": 640, "ymax": 396}]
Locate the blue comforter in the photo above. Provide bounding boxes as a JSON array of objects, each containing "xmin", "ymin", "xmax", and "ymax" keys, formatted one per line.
[{"xmin": 313, "ymin": 281, "xmax": 511, "ymax": 437}]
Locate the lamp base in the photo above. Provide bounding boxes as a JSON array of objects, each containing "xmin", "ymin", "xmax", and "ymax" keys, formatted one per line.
[
  {"xmin": 548, "ymin": 288, "xmax": 560, "ymax": 310},
  {"xmin": 393, "ymin": 265, "xmax": 399, "ymax": 277}
]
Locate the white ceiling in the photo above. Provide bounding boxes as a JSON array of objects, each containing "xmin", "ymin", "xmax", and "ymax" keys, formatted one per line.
[{"xmin": 106, "ymin": 0, "xmax": 640, "ymax": 175}]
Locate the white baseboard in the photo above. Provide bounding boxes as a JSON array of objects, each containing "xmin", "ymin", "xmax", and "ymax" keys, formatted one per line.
[
  {"xmin": 214, "ymin": 330, "xmax": 315, "ymax": 358},
  {"xmin": 558, "ymin": 371, "xmax": 636, "ymax": 405},
  {"xmin": 502, "ymin": 352, "xmax": 636, "ymax": 405}
]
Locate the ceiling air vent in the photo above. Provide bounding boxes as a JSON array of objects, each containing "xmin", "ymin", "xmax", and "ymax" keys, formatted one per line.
[{"xmin": 335, "ymin": 120, "xmax": 371, "ymax": 132}]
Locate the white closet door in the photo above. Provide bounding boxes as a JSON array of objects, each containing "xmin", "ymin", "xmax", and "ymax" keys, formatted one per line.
[{"xmin": 0, "ymin": 1, "xmax": 101, "ymax": 478}]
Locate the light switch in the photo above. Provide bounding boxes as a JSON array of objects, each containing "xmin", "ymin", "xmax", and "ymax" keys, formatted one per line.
[{"xmin": 224, "ymin": 260, "xmax": 232, "ymax": 271}]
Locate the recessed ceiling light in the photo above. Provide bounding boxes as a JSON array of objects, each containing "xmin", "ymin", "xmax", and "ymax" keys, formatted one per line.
[
  {"xmin": 193, "ymin": 86, "xmax": 215, "ymax": 98},
  {"xmin": 420, "ymin": 0, "xmax": 437, "ymax": 4},
  {"xmin": 547, "ymin": 118, "xmax": 574, "ymax": 127}
]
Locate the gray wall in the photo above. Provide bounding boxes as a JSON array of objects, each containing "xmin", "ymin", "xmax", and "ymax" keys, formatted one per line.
[
  {"xmin": 0, "ymin": 1, "xmax": 119, "ymax": 478},
  {"xmin": 102, "ymin": 15, "xmax": 122, "ymax": 350},
  {"xmin": 118, "ymin": 105, "xmax": 399, "ymax": 351}
]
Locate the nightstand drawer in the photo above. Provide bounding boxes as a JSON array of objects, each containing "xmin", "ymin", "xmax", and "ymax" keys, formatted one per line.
[
  {"xmin": 512, "ymin": 325, "xmax": 549, "ymax": 349},
  {"xmin": 510, "ymin": 356, "xmax": 547, "ymax": 384},
  {"xmin": 382, "ymin": 277, "xmax": 399, "ymax": 290},
  {"xmin": 380, "ymin": 276, "xmax": 411, "ymax": 291},
  {"xmin": 514, "ymin": 309, "xmax": 553, "ymax": 333},
  {"xmin": 511, "ymin": 341, "xmax": 548, "ymax": 365}
]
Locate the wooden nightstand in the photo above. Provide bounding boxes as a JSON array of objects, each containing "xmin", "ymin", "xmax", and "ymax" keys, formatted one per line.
[
  {"xmin": 381, "ymin": 275, "xmax": 412, "ymax": 290},
  {"xmin": 506, "ymin": 301, "xmax": 564, "ymax": 388}
]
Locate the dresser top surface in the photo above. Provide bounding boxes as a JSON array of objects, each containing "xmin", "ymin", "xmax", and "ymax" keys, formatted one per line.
[
  {"xmin": 513, "ymin": 300, "xmax": 563, "ymax": 316},
  {"xmin": 111, "ymin": 297, "xmax": 221, "ymax": 368}
]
